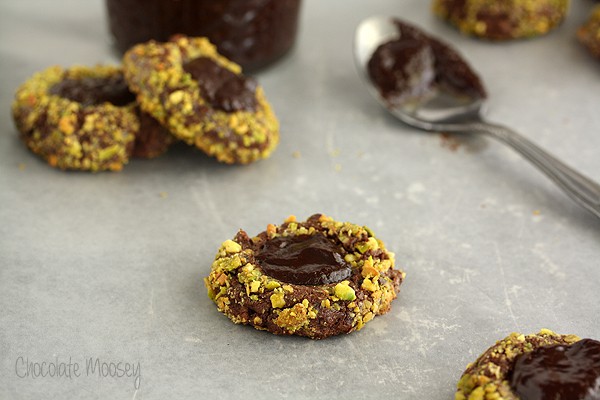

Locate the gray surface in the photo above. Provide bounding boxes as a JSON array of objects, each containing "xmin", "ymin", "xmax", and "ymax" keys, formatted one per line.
[{"xmin": 1, "ymin": 0, "xmax": 599, "ymax": 399}]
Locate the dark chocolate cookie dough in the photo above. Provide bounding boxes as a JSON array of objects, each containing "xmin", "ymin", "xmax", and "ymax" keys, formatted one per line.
[
  {"xmin": 432, "ymin": 0, "xmax": 569, "ymax": 40},
  {"xmin": 455, "ymin": 329, "xmax": 600, "ymax": 400},
  {"xmin": 123, "ymin": 35, "xmax": 279, "ymax": 164},
  {"xmin": 204, "ymin": 214, "xmax": 405, "ymax": 339},
  {"xmin": 12, "ymin": 65, "xmax": 173, "ymax": 171},
  {"xmin": 578, "ymin": 5, "xmax": 600, "ymax": 59}
]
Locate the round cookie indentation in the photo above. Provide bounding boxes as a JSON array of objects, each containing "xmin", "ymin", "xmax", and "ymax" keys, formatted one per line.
[
  {"xmin": 49, "ymin": 74, "xmax": 135, "ymax": 107},
  {"xmin": 182, "ymin": 57, "xmax": 258, "ymax": 112},
  {"xmin": 204, "ymin": 214, "xmax": 405, "ymax": 339},
  {"xmin": 255, "ymin": 233, "xmax": 352, "ymax": 286}
]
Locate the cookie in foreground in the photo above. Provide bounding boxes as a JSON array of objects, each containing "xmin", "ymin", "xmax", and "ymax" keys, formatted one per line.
[
  {"xmin": 432, "ymin": 0, "xmax": 569, "ymax": 40},
  {"xmin": 455, "ymin": 329, "xmax": 600, "ymax": 400},
  {"xmin": 204, "ymin": 214, "xmax": 405, "ymax": 339},
  {"xmin": 12, "ymin": 65, "xmax": 173, "ymax": 171},
  {"xmin": 123, "ymin": 35, "xmax": 279, "ymax": 164}
]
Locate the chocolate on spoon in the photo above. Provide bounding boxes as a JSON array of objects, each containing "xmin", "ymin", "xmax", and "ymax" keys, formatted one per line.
[{"xmin": 354, "ymin": 17, "xmax": 600, "ymax": 219}]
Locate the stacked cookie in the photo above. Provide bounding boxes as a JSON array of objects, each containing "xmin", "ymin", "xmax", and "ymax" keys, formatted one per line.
[{"xmin": 11, "ymin": 36, "xmax": 279, "ymax": 172}]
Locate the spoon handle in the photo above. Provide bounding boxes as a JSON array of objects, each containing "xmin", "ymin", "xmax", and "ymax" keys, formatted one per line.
[{"xmin": 473, "ymin": 121, "xmax": 600, "ymax": 218}]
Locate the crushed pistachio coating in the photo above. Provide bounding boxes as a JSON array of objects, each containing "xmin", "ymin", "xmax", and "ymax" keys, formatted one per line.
[
  {"xmin": 432, "ymin": 0, "xmax": 569, "ymax": 40},
  {"xmin": 11, "ymin": 65, "xmax": 138, "ymax": 171},
  {"xmin": 578, "ymin": 5, "xmax": 600, "ymax": 59},
  {"xmin": 204, "ymin": 214, "xmax": 405, "ymax": 339},
  {"xmin": 455, "ymin": 329, "xmax": 581, "ymax": 400},
  {"xmin": 123, "ymin": 36, "xmax": 279, "ymax": 164}
]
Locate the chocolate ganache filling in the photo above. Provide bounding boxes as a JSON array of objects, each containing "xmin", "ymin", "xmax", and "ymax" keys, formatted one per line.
[
  {"xmin": 510, "ymin": 338, "xmax": 600, "ymax": 400},
  {"xmin": 255, "ymin": 233, "xmax": 352, "ymax": 286},
  {"xmin": 367, "ymin": 35, "xmax": 435, "ymax": 106},
  {"xmin": 367, "ymin": 19, "xmax": 486, "ymax": 107},
  {"xmin": 182, "ymin": 57, "xmax": 258, "ymax": 112},
  {"xmin": 50, "ymin": 75, "xmax": 135, "ymax": 107}
]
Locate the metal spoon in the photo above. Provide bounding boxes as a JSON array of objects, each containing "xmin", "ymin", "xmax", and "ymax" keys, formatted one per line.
[{"xmin": 354, "ymin": 16, "xmax": 600, "ymax": 219}]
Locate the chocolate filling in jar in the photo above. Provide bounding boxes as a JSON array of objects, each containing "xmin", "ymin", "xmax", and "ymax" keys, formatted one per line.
[
  {"xmin": 509, "ymin": 338, "xmax": 600, "ymax": 400},
  {"xmin": 106, "ymin": 0, "xmax": 302, "ymax": 71},
  {"xmin": 255, "ymin": 233, "xmax": 353, "ymax": 286}
]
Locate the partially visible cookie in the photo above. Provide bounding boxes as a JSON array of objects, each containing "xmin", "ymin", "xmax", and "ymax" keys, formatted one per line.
[
  {"xmin": 455, "ymin": 329, "xmax": 600, "ymax": 400},
  {"xmin": 204, "ymin": 214, "xmax": 405, "ymax": 339},
  {"xmin": 432, "ymin": 0, "xmax": 569, "ymax": 40},
  {"xmin": 123, "ymin": 35, "xmax": 279, "ymax": 164},
  {"xmin": 12, "ymin": 65, "xmax": 173, "ymax": 171},
  {"xmin": 578, "ymin": 5, "xmax": 600, "ymax": 59}
]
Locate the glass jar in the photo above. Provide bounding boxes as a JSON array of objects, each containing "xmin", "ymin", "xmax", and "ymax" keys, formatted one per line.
[{"xmin": 105, "ymin": 0, "xmax": 302, "ymax": 71}]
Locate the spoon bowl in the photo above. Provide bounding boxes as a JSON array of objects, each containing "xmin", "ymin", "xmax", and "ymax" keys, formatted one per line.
[
  {"xmin": 354, "ymin": 16, "xmax": 484, "ymax": 130},
  {"xmin": 353, "ymin": 16, "xmax": 600, "ymax": 218}
]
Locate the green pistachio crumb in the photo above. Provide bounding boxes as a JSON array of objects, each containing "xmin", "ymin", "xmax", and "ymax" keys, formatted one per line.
[{"xmin": 334, "ymin": 281, "xmax": 356, "ymax": 301}]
